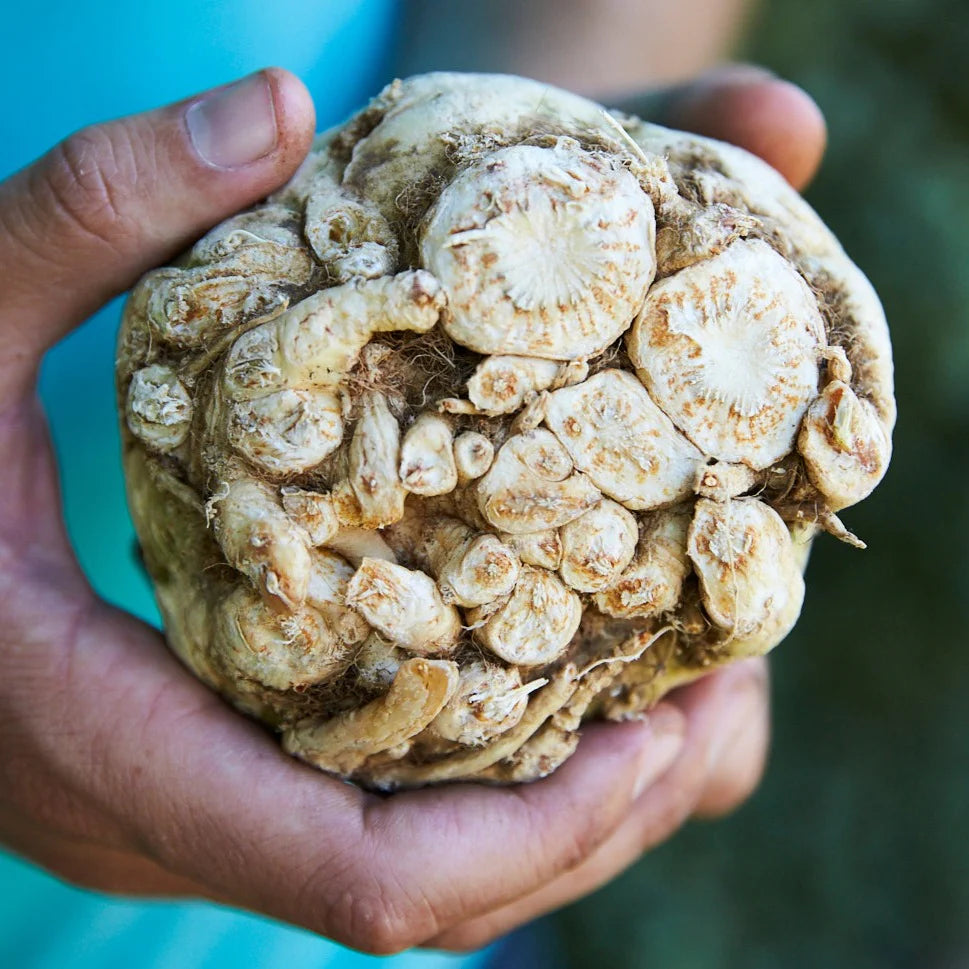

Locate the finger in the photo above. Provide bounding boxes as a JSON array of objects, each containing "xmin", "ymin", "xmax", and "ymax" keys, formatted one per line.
[
  {"xmin": 425, "ymin": 702, "xmax": 690, "ymax": 953},
  {"xmin": 426, "ymin": 661, "xmax": 768, "ymax": 951},
  {"xmin": 614, "ymin": 64, "xmax": 827, "ymax": 190},
  {"xmin": 0, "ymin": 68, "xmax": 314, "ymax": 399},
  {"xmin": 336, "ymin": 712, "xmax": 684, "ymax": 953},
  {"xmin": 35, "ymin": 603, "xmax": 685, "ymax": 955},
  {"xmin": 692, "ymin": 659, "xmax": 770, "ymax": 818}
]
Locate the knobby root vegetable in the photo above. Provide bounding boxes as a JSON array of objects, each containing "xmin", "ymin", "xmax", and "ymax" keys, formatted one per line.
[{"xmin": 117, "ymin": 72, "xmax": 894, "ymax": 790}]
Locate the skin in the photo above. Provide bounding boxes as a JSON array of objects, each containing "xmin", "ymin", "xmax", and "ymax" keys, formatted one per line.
[{"xmin": 0, "ymin": 66, "xmax": 824, "ymax": 954}]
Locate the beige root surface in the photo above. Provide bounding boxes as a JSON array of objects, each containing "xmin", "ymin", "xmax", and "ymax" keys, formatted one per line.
[{"xmin": 117, "ymin": 72, "xmax": 894, "ymax": 790}]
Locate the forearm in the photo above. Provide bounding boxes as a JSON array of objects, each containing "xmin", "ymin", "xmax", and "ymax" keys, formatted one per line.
[{"xmin": 395, "ymin": 0, "xmax": 755, "ymax": 96}]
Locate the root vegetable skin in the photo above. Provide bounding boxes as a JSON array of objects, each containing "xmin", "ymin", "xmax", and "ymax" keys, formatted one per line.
[{"xmin": 118, "ymin": 72, "xmax": 894, "ymax": 790}]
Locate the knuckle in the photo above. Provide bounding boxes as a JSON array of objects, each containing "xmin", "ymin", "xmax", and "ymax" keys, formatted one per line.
[
  {"xmin": 505, "ymin": 781, "xmax": 614, "ymax": 885},
  {"xmin": 554, "ymin": 821, "xmax": 601, "ymax": 874},
  {"xmin": 326, "ymin": 877, "xmax": 428, "ymax": 955},
  {"xmin": 43, "ymin": 124, "xmax": 144, "ymax": 250},
  {"xmin": 308, "ymin": 854, "xmax": 439, "ymax": 955},
  {"xmin": 1, "ymin": 759, "xmax": 97, "ymax": 844},
  {"xmin": 525, "ymin": 793, "xmax": 604, "ymax": 877}
]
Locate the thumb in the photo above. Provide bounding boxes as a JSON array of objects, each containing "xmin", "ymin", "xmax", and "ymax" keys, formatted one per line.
[{"xmin": 0, "ymin": 68, "xmax": 314, "ymax": 397}]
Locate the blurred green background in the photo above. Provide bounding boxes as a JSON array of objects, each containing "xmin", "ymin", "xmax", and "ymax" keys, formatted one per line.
[{"xmin": 542, "ymin": 1, "xmax": 969, "ymax": 967}]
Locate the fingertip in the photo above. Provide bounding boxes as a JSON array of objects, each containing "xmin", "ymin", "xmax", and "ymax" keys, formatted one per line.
[
  {"xmin": 667, "ymin": 659, "xmax": 771, "ymax": 819},
  {"xmin": 728, "ymin": 77, "xmax": 827, "ymax": 190},
  {"xmin": 693, "ymin": 698, "xmax": 771, "ymax": 819},
  {"xmin": 180, "ymin": 66, "xmax": 315, "ymax": 185},
  {"xmin": 668, "ymin": 71, "xmax": 828, "ymax": 189},
  {"xmin": 262, "ymin": 67, "xmax": 316, "ymax": 174}
]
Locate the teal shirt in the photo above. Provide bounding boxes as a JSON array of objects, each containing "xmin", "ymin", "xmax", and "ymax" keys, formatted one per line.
[{"xmin": 0, "ymin": 3, "xmax": 488, "ymax": 966}]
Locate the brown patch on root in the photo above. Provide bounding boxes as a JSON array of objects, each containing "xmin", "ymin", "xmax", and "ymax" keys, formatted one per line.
[
  {"xmin": 389, "ymin": 171, "xmax": 453, "ymax": 265},
  {"xmin": 665, "ymin": 149, "xmax": 733, "ymax": 207},
  {"xmin": 563, "ymin": 608, "xmax": 650, "ymax": 672},
  {"xmin": 326, "ymin": 82, "xmax": 403, "ymax": 169},
  {"xmin": 343, "ymin": 327, "xmax": 478, "ymax": 419},
  {"xmin": 746, "ymin": 217, "xmax": 797, "ymax": 263},
  {"xmin": 588, "ymin": 606, "xmax": 738, "ymax": 722},
  {"xmin": 807, "ymin": 269, "xmax": 870, "ymax": 393},
  {"xmin": 587, "ymin": 337, "xmax": 635, "ymax": 377}
]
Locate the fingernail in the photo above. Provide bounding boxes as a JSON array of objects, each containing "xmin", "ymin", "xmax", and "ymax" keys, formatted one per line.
[
  {"xmin": 633, "ymin": 705, "xmax": 685, "ymax": 799},
  {"xmin": 186, "ymin": 72, "xmax": 278, "ymax": 169}
]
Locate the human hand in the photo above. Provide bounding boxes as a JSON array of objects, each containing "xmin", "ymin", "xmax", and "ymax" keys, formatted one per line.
[{"xmin": 0, "ymin": 67, "xmax": 823, "ymax": 954}]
